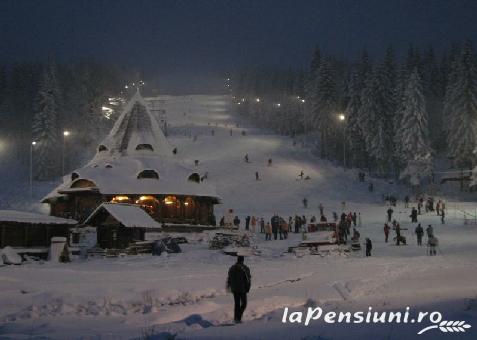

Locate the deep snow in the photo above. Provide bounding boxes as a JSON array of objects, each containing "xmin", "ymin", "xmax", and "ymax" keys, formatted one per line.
[{"xmin": 0, "ymin": 95, "xmax": 476, "ymax": 339}]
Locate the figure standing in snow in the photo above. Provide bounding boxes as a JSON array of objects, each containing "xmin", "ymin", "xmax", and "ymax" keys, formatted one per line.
[
  {"xmin": 384, "ymin": 223, "xmax": 390, "ymax": 243},
  {"xmin": 264, "ymin": 222, "xmax": 272, "ymax": 240},
  {"xmin": 441, "ymin": 209, "xmax": 445, "ymax": 224},
  {"xmin": 365, "ymin": 238, "xmax": 372, "ymax": 257},
  {"xmin": 260, "ymin": 218, "xmax": 265, "ymax": 233},
  {"xmin": 368, "ymin": 182, "xmax": 374, "ymax": 192},
  {"xmin": 255, "ymin": 172, "xmax": 260, "ymax": 181},
  {"xmin": 244, "ymin": 154, "xmax": 249, "ymax": 163},
  {"xmin": 415, "ymin": 223, "xmax": 424, "ymax": 246},
  {"xmin": 245, "ymin": 215, "xmax": 250, "ymax": 231},
  {"xmin": 436, "ymin": 200, "xmax": 441, "ymax": 215},
  {"xmin": 319, "ymin": 203, "xmax": 324, "ymax": 216},
  {"xmin": 404, "ymin": 195, "xmax": 410, "ymax": 208},
  {"xmin": 227, "ymin": 256, "xmax": 251, "ymax": 323},
  {"xmin": 352, "ymin": 212, "xmax": 357, "ymax": 226},
  {"xmin": 251, "ymin": 216, "xmax": 257, "ymax": 233},
  {"xmin": 387, "ymin": 207, "xmax": 394, "ymax": 222},
  {"xmin": 303, "ymin": 198, "xmax": 308, "ymax": 208},
  {"xmin": 233, "ymin": 216, "xmax": 240, "ymax": 229},
  {"xmin": 271, "ymin": 214, "xmax": 280, "ymax": 240},
  {"xmin": 410, "ymin": 207, "xmax": 418, "ymax": 223},
  {"xmin": 294, "ymin": 215, "xmax": 301, "ymax": 233},
  {"xmin": 426, "ymin": 225, "xmax": 434, "ymax": 240},
  {"xmin": 299, "ymin": 170, "xmax": 304, "ymax": 179},
  {"xmin": 395, "ymin": 222, "xmax": 402, "ymax": 246},
  {"xmin": 427, "ymin": 236, "xmax": 438, "ymax": 256},
  {"xmin": 268, "ymin": 158, "xmax": 272, "ymax": 166}
]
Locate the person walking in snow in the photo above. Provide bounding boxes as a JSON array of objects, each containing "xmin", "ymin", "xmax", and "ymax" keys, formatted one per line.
[
  {"xmin": 268, "ymin": 158, "xmax": 272, "ymax": 166},
  {"xmin": 303, "ymin": 198, "xmax": 308, "ymax": 208},
  {"xmin": 441, "ymin": 209, "xmax": 445, "ymax": 224},
  {"xmin": 299, "ymin": 170, "xmax": 304, "ymax": 179},
  {"xmin": 436, "ymin": 200, "xmax": 441, "ymax": 216},
  {"xmin": 260, "ymin": 218, "xmax": 265, "ymax": 233},
  {"xmin": 415, "ymin": 224, "xmax": 424, "ymax": 246},
  {"xmin": 245, "ymin": 215, "xmax": 250, "ymax": 231},
  {"xmin": 352, "ymin": 212, "xmax": 357, "ymax": 227},
  {"xmin": 280, "ymin": 220, "xmax": 288, "ymax": 239},
  {"xmin": 264, "ymin": 222, "xmax": 272, "ymax": 240},
  {"xmin": 387, "ymin": 207, "xmax": 394, "ymax": 222},
  {"xmin": 271, "ymin": 214, "xmax": 280, "ymax": 240},
  {"xmin": 333, "ymin": 212, "xmax": 338, "ymax": 222},
  {"xmin": 427, "ymin": 236, "xmax": 438, "ymax": 256},
  {"xmin": 365, "ymin": 238, "xmax": 372, "ymax": 257},
  {"xmin": 294, "ymin": 215, "xmax": 301, "ymax": 233},
  {"xmin": 404, "ymin": 195, "xmax": 410, "ymax": 208},
  {"xmin": 255, "ymin": 171, "xmax": 260, "ymax": 181},
  {"xmin": 395, "ymin": 222, "xmax": 402, "ymax": 246},
  {"xmin": 384, "ymin": 223, "xmax": 390, "ymax": 243},
  {"xmin": 410, "ymin": 207, "xmax": 418, "ymax": 223},
  {"xmin": 227, "ymin": 256, "xmax": 251, "ymax": 323},
  {"xmin": 233, "ymin": 216, "xmax": 241, "ymax": 229},
  {"xmin": 319, "ymin": 203, "xmax": 324, "ymax": 216},
  {"xmin": 426, "ymin": 225, "xmax": 434, "ymax": 239}
]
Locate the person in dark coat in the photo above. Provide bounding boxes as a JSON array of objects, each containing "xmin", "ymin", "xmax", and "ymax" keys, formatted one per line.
[
  {"xmin": 410, "ymin": 207, "xmax": 418, "ymax": 223},
  {"xmin": 294, "ymin": 215, "xmax": 301, "ymax": 233},
  {"xmin": 384, "ymin": 223, "xmax": 390, "ymax": 243},
  {"xmin": 260, "ymin": 218, "xmax": 265, "ymax": 233},
  {"xmin": 233, "ymin": 216, "xmax": 240, "ymax": 228},
  {"xmin": 387, "ymin": 207, "xmax": 394, "ymax": 222},
  {"xmin": 303, "ymin": 198, "xmax": 308, "ymax": 208},
  {"xmin": 441, "ymin": 209, "xmax": 445, "ymax": 224},
  {"xmin": 415, "ymin": 224, "xmax": 424, "ymax": 246},
  {"xmin": 227, "ymin": 256, "xmax": 251, "ymax": 323},
  {"xmin": 245, "ymin": 216, "xmax": 251, "ymax": 231},
  {"xmin": 365, "ymin": 238, "xmax": 372, "ymax": 256},
  {"xmin": 352, "ymin": 212, "xmax": 357, "ymax": 227},
  {"xmin": 271, "ymin": 214, "xmax": 280, "ymax": 240}
]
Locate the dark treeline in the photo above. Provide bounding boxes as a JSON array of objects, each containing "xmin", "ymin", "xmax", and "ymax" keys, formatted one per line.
[
  {"xmin": 0, "ymin": 60, "xmax": 128, "ymax": 180},
  {"xmin": 232, "ymin": 41, "xmax": 477, "ymax": 185}
]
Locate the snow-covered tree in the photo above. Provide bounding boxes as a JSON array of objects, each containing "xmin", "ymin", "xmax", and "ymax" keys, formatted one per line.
[
  {"xmin": 445, "ymin": 41, "xmax": 477, "ymax": 168},
  {"xmin": 345, "ymin": 69, "xmax": 367, "ymax": 168},
  {"xmin": 397, "ymin": 68, "xmax": 432, "ymax": 184},
  {"xmin": 32, "ymin": 62, "xmax": 61, "ymax": 180}
]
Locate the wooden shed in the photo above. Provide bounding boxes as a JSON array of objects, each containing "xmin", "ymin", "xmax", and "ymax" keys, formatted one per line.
[
  {"xmin": 0, "ymin": 210, "xmax": 77, "ymax": 254},
  {"xmin": 84, "ymin": 203, "xmax": 162, "ymax": 249}
]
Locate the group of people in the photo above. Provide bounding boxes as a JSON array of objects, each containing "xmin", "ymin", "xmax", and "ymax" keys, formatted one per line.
[{"xmin": 382, "ymin": 195, "xmax": 443, "ymax": 255}]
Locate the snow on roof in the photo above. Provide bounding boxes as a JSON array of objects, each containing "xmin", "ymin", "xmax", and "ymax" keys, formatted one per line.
[
  {"xmin": 85, "ymin": 203, "xmax": 162, "ymax": 229},
  {"xmin": 0, "ymin": 210, "xmax": 77, "ymax": 225},
  {"xmin": 43, "ymin": 91, "xmax": 220, "ymax": 202},
  {"xmin": 93, "ymin": 89, "xmax": 172, "ymax": 160}
]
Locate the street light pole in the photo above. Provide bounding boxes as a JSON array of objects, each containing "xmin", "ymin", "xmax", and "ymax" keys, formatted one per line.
[
  {"xmin": 30, "ymin": 141, "xmax": 36, "ymax": 198},
  {"xmin": 62, "ymin": 130, "xmax": 70, "ymax": 175},
  {"xmin": 338, "ymin": 114, "xmax": 346, "ymax": 171}
]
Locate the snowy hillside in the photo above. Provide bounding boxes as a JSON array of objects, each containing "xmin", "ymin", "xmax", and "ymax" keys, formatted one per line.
[{"xmin": 1, "ymin": 95, "xmax": 477, "ymax": 340}]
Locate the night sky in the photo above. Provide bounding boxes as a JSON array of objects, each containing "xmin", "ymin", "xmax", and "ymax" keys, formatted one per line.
[{"xmin": 1, "ymin": 0, "xmax": 477, "ymax": 92}]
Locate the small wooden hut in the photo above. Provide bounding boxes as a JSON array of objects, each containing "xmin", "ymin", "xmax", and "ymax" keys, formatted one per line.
[
  {"xmin": 0, "ymin": 210, "xmax": 77, "ymax": 256},
  {"xmin": 84, "ymin": 203, "xmax": 162, "ymax": 249}
]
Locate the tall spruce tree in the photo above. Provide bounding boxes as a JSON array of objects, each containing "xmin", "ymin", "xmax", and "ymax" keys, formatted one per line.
[
  {"xmin": 32, "ymin": 62, "xmax": 61, "ymax": 180},
  {"xmin": 398, "ymin": 68, "xmax": 432, "ymax": 185},
  {"xmin": 445, "ymin": 41, "xmax": 477, "ymax": 168}
]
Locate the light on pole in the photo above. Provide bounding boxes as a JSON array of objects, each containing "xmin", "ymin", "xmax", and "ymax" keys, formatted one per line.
[
  {"xmin": 338, "ymin": 114, "xmax": 346, "ymax": 170},
  {"xmin": 62, "ymin": 130, "xmax": 70, "ymax": 175},
  {"xmin": 30, "ymin": 141, "xmax": 37, "ymax": 197}
]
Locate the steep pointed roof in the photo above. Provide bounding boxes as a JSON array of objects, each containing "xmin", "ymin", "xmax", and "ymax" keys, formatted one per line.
[
  {"xmin": 43, "ymin": 91, "xmax": 220, "ymax": 203},
  {"xmin": 94, "ymin": 89, "xmax": 172, "ymax": 161}
]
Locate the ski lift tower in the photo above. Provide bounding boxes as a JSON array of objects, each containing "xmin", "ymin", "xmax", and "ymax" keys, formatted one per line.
[{"xmin": 146, "ymin": 97, "xmax": 168, "ymax": 136}]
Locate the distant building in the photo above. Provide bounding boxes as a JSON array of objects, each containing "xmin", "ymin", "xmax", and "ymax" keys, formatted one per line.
[{"xmin": 43, "ymin": 91, "xmax": 220, "ymax": 226}]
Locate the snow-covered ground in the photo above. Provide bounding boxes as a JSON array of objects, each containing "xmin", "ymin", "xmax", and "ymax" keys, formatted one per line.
[{"xmin": 1, "ymin": 95, "xmax": 477, "ymax": 339}]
